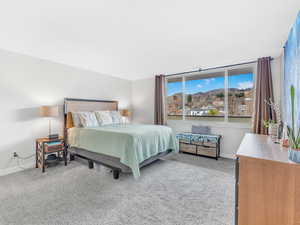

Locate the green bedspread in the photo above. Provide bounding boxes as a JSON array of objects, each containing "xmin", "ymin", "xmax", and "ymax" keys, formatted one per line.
[{"xmin": 68, "ymin": 124, "xmax": 179, "ymax": 178}]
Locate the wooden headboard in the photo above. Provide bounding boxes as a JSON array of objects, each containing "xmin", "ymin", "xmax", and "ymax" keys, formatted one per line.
[
  {"xmin": 64, "ymin": 98, "xmax": 118, "ymax": 114},
  {"xmin": 63, "ymin": 98, "xmax": 118, "ymax": 140}
]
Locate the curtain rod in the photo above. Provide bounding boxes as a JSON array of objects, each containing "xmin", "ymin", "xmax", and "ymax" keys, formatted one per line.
[{"xmin": 165, "ymin": 57, "xmax": 274, "ymax": 77}]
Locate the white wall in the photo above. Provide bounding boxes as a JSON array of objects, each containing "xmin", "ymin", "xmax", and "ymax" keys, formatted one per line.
[
  {"xmin": 0, "ymin": 49, "xmax": 284, "ymax": 176},
  {"xmin": 131, "ymin": 56, "xmax": 283, "ymax": 159},
  {"xmin": 0, "ymin": 49, "xmax": 132, "ymax": 176},
  {"xmin": 131, "ymin": 78, "xmax": 155, "ymax": 124}
]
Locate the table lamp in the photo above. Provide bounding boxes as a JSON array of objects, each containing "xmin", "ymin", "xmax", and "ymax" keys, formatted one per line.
[
  {"xmin": 39, "ymin": 105, "xmax": 59, "ymax": 139},
  {"xmin": 121, "ymin": 109, "xmax": 131, "ymax": 124}
]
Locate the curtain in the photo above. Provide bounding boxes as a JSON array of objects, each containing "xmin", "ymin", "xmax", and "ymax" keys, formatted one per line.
[
  {"xmin": 154, "ymin": 75, "xmax": 166, "ymax": 125},
  {"xmin": 283, "ymin": 11, "xmax": 300, "ymax": 130},
  {"xmin": 252, "ymin": 57, "xmax": 276, "ymax": 134}
]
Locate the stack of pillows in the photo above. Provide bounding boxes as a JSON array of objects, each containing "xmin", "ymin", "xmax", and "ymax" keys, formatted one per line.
[{"xmin": 71, "ymin": 111, "xmax": 123, "ymax": 128}]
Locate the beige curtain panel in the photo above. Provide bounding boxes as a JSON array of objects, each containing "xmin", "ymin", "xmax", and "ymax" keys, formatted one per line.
[
  {"xmin": 252, "ymin": 57, "xmax": 276, "ymax": 134},
  {"xmin": 154, "ymin": 75, "xmax": 166, "ymax": 125}
]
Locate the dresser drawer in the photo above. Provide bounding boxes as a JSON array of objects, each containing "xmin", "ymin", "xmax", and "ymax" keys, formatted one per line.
[
  {"xmin": 235, "ymin": 158, "xmax": 239, "ymax": 225},
  {"xmin": 295, "ymin": 170, "xmax": 300, "ymax": 224},
  {"xmin": 238, "ymin": 156, "xmax": 295, "ymax": 225}
]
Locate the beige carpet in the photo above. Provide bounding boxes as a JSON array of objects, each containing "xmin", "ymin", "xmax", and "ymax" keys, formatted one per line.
[{"xmin": 0, "ymin": 153, "xmax": 235, "ymax": 225}]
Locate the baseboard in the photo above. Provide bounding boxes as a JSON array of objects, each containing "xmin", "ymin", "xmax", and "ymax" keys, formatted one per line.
[
  {"xmin": 220, "ymin": 153, "xmax": 235, "ymax": 159},
  {"xmin": 0, "ymin": 163, "xmax": 35, "ymax": 177}
]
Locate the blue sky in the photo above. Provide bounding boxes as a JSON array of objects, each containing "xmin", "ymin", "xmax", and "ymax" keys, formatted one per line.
[{"xmin": 167, "ymin": 73, "xmax": 253, "ymax": 96}]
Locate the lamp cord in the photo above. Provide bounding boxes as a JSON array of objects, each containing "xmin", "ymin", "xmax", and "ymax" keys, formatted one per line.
[
  {"xmin": 16, "ymin": 154, "xmax": 35, "ymax": 160},
  {"xmin": 17, "ymin": 158, "xmax": 27, "ymax": 170},
  {"xmin": 13, "ymin": 153, "xmax": 35, "ymax": 169}
]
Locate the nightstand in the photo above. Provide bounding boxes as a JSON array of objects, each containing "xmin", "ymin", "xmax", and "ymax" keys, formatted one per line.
[{"xmin": 35, "ymin": 137, "xmax": 67, "ymax": 172}]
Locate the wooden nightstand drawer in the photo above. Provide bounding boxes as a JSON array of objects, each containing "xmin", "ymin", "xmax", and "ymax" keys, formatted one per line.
[{"xmin": 45, "ymin": 144, "xmax": 64, "ymax": 153}]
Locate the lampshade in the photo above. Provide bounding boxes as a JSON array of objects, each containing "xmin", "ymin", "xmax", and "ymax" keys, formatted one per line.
[
  {"xmin": 121, "ymin": 109, "xmax": 131, "ymax": 117},
  {"xmin": 39, "ymin": 105, "xmax": 59, "ymax": 117}
]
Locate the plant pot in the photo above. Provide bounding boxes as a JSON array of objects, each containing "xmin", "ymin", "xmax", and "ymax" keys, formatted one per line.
[{"xmin": 288, "ymin": 148, "xmax": 300, "ymax": 163}]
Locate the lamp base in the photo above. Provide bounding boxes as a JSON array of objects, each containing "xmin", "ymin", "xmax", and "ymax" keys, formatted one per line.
[{"xmin": 48, "ymin": 134, "xmax": 59, "ymax": 140}]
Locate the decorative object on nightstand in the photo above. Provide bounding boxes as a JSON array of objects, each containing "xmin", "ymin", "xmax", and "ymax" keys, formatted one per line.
[
  {"xmin": 39, "ymin": 105, "xmax": 59, "ymax": 139},
  {"xmin": 35, "ymin": 137, "xmax": 67, "ymax": 172},
  {"xmin": 121, "ymin": 109, "xmax": 131, "ymax": 123}
]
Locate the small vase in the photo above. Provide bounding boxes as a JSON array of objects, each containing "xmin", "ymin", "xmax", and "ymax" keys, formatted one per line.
[
  {"xmin": 268, "ymin": 124, "xmax": 278, "ymax": 141},
  {"xmin": 288, "ymin": 148, "xmax": 300, "ymax": 163}
]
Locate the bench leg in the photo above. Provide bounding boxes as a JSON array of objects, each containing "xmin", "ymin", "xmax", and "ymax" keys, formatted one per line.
[
  {"xmin": 88, "ymin": 160, "xmax": 94, "ymax": 169},
  {"xmin": 70, "ymin": 154, "xmax": 75, "ymax": 161},
  {"xmin": 113, "ymin": 170, "xmax": 120, "ymax": 179},
  {"xmin": 216, "ymin": 139, "xmax": 221, "ymax": 160}
]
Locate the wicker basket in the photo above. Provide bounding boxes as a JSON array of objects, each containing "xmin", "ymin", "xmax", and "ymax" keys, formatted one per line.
[{"xmin": 180, "ymin": 143, "xmax": 197, "ymax": 154}]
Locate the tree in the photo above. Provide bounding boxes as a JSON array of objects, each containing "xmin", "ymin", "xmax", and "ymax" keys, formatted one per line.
[
  {"xmin": 235, "ymin": 92, "xmax": 245, "ymax": 98},
  {"xmin": 216, "ymin": 93, "xmax": 224, "ymax": 98},
  {"xmin": 187, "ymin": 94, "xmax": 192, "ymax": 103},
  {"xmin": 208, "ymin": 109, "xmax": 219, "ymax": 116},
  {"xmin": 185, "ymin": 94, "xmax": 193, "ymax": 109}
]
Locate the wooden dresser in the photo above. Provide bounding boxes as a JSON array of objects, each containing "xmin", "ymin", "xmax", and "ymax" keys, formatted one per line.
[{"xmin": 236, "ymin": 133, "xmax": 300, "ymax": 225}]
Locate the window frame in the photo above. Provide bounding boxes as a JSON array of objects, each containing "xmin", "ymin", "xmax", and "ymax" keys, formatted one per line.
[{"xmin": 165, "ymin": 64, "xmax": 256, "ymax": 123}]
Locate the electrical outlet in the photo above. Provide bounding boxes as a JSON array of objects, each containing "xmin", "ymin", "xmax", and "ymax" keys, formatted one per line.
[{"xmin": 13, "ymin": 152, "xmax": 18, "ymax": 158}]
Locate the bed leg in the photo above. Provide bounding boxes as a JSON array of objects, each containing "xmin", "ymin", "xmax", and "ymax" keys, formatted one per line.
[
  {"xmin": 70, "ymin": 154, "xmax": 75, "ymax": 161},
  {"xmin": 113, "ymin": 170, "xmax": 120, "ymax": 179},
  {"xmin": 88, "ymin": 160, "xmax": 94, "ymax": 169}
]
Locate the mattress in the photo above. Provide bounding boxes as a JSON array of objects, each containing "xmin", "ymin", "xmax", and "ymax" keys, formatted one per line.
[{"xmin": 68, "ymin": 124, "xmax": 179, "ymax": 178}]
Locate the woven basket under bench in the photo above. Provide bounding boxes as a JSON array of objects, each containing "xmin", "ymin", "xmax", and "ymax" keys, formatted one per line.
[{"xmin": 176, "ymin": 133, "xmax": 221, "ymax": 160}]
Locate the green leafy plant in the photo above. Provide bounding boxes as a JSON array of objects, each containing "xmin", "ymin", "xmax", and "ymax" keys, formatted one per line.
[
  {"xmin": 187, "ymin": 94, "xmax": 192, "ymax": 103},
  {"xmin": 208, "ymin": 109, "xmax": 219, "ymax": 116},
  {"xmin": 287, "ymin": 85, "xmax": 300, "ymax": 149},
  {"xmin": 263, "ymin": 119, "xmax": 276, "ymax": 128},
  {"xmin": 216, "ymin": 93, "xmax": 224, "ymax": 98},
  {"xmin": 235, "ymin": 92, "xmax": 245, "ymax": 98}
]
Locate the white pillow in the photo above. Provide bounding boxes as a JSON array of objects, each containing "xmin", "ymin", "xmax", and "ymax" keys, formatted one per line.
[
  {"xmin": 71, "ymin": 112, "xmax": 82, "ymax": 127},
  {"xmin": 95, "ymin": 111, "xmax": 113, "ymax": 125},
  {"xmin": 110, "ymin": 111, "xmax": 123, "ymax": 124},
  {"xmin": 77, "ymin": 112, "xmax": 99, "ymax": 127}
]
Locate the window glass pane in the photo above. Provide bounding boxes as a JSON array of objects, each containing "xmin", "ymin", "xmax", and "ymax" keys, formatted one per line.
[
  {"xmin": 166, "ymin": 77, "xmax": 183, "ymax": 120},
  {"xmin": 184, "ymin": 72, "xmax": 225, "ymax": 121},
  {"xmin": 228, "ymin": 71, "xmax": 254, "ymax": 123}
]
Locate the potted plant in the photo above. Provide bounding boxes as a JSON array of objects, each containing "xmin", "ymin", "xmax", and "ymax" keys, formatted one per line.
[
  {"xmin": 263, "ymin": 119, "xmax": 277, "ymax": 136},
  {"xmin": 287, "ymin": 85, "xmax": 300, "ymax": 163},
  {"xmin": 264, "ymin": 98, "xmax": 282, "ymax": 142}
]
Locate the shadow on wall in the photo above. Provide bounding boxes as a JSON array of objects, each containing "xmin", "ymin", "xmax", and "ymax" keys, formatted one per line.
[
  {"xmin": 1, "ymin": 105, "xmax": 64, "ymax": 172},
  {"xmin": 14, "ymin": 107, "xmax": 40, "ymax": 122},
  {"xmin": 13, "ymin": 104, "xmax": 64, "ymax": 123}
]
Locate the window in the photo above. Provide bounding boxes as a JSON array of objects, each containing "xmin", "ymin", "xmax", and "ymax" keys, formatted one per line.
[
  {"xmin": 166, "ymin": 66, "xmax": 254, "ymax": 123},
  {"xmin": 166, "ymin": 77, "xmax": 183, "ymax": 120},
  {"xmin": 228, "ymin": 68, "xmax": 254, "ymax": 123},
  {"xmin": 184, "ymin": 72, "xmax": 225, "ymax": 121}
]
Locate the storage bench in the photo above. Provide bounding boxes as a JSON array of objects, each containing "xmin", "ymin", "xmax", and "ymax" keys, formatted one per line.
[{"xmin": 176, "ymin": 133, "xmax": 221, "ymax": 160}]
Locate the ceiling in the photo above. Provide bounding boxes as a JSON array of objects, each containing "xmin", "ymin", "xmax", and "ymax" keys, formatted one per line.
[{"xmin": 0, "ymin": 0, "xmax": 299, "ymax": 80}]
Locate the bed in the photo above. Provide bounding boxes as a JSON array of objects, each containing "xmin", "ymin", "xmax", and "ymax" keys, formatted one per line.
[{"xmin": 64, "ymin": 98, "xmax": 179, "ymax": 179}]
